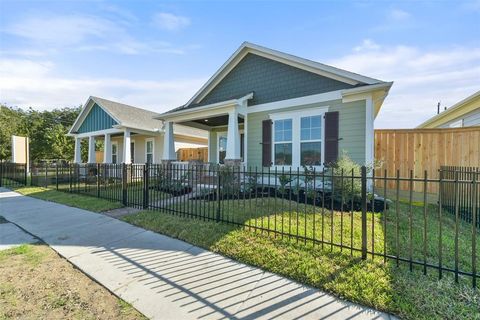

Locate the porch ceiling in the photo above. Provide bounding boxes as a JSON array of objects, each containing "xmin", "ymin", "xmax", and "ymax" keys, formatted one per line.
[{"xmin": 189, "ymin": 115, "xmax": 244, "ymax": 127}]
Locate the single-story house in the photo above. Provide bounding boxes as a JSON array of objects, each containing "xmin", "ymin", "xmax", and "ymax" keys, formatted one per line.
[
  {"xmin": 69, "ymin": 42, "xmax": 392, "ymax": 169},
  {"xmin": 156, "ymin": 42, "xmax": 392, "ymax": 169},
  {"xmin": 417, "ymin": 90, "xmax": 480, "ymax": 128},
  {"xmin": 67, "ymin": 96, "xmax": 208, "ymax": 164}
]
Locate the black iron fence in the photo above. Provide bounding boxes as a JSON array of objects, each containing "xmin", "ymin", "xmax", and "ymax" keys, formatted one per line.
[
  {"xmin": 0, "ymin": 161, "xmax": 27, "ymax": 188},
  {"xmin": 5, "ymin": 162, "xmax": 480, "ymax": 287}
]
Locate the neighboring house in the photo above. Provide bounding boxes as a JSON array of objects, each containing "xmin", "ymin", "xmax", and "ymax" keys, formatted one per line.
[
  {"xmin": 156, "ymin": 42, "xmax": 392, "ymax": 169},
  {"xmin": 67, "ymin": 96, "xmax": 208, "ymax": 164},
  {"xmin": 417, "ymin": 90, "xmax": 480, "ymax": 128}
]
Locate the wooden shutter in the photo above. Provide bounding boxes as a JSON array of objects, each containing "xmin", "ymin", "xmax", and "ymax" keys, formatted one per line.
[
  {"xmin": 262, "ymin": 119, "xmax": 272, "ymax": 167},
  {"xmin": 324, "ymin": 111, "xmax": 339, "ymax": 165}
]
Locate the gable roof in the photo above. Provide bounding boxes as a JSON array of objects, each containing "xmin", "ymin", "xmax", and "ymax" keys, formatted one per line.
[
  {"xmin": 69, "ymin": 96, "xmax": 163, "ymax": 134},
  {"xmin": 417, "ymin": 90, "xmax": 480, "ymax": 128},
  {"xmin": 180, "ymin": 42, "xmax": 385, "ymax": 110}
]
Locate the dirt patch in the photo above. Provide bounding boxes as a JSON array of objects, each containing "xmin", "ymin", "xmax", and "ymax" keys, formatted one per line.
[{"xmin": 0, "ymin": 244, "xmax": 146, "ymax": 320}]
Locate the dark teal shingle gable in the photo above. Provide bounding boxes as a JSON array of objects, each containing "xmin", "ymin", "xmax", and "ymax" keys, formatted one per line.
[
  {"xmin": 199, "ymin": 53, "xmax": 356, "ymax": 107},
  {"xmin": 77, "ymin": 103, "xmax": 118, "ymax": 133}
]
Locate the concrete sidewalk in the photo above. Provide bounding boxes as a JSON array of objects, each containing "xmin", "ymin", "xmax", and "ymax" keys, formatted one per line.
[{"xmin": 0, "ymin": 188, "xmax": 394, "ymax": 320}]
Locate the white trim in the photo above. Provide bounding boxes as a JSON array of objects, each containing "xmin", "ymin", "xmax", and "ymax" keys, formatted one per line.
[
  {"xmin": 11, "ymin": 136, "xmax": 16, "ymax": 162},
  {"xmin": 145, "ymin": 138, "xmax": 155, "ymax": 164},
  {"xmin": 69, "ymin": 128, "xmax": 122, "ymax": 138},
  {"xmin": 269, "ymin": 107, "xmax": 327, "ymax": 170},
  {"xmin": 184, "ymin": 42, "xmax": 382, "ymax": 107}
]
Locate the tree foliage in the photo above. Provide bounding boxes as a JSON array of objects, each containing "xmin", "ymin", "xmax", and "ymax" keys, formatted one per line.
[{"xmin": 0, "ymin": 105, "xmax": 81, "ymax": 162}]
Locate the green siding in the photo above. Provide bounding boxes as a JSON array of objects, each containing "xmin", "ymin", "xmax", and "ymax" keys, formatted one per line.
[
  {"xmin": 246, "ymin": 99, "xmax": 366, "ymax": 167},
  {"xmin": 198, "ymin": 53, "xmax": 355, "ymax": 107},
  {"xmin": 77, "ymin": 104, "xmax": 118, "ymax": 133}
]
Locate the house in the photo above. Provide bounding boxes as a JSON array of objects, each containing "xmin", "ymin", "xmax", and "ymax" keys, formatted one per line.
[
  {"xmin": 156, "ymin": 42, "xmax": 393, "ymax": 169},
  {"xmin": 417, "ymin": 90, "xmax": 480, "ymax": 128},
  {"xmin": 67, "ymin": 96, "xmax": 208, "ymax": 164}
]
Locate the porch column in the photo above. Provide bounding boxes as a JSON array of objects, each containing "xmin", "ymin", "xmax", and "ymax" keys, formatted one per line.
[
  {"xmin": 103, "ymin": 133, "xmax": 112, "ymax": 163},
  {"xmin": 162, "ymin": 121, "xmax": 176, "ymax": 160},
  {"xmin": 87, "ymin": 136, "xmax": 96, "ymax": 163},
  {"xmin": 74, "ymin": 137, "xmax": 82, "ymax": 163},
  {"xmin": 225, "ymin": 110, "xmax": 241, "ymax": 161},
  {"xmin": 123, "ymin": 129, "xmax": 131, "ymax": 164}
]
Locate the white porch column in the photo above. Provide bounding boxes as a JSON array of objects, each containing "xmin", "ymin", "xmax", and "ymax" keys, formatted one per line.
[
  {"xmin": 87, "ymin": 136, "xmax": 96, "ymax": 163},
  {"xmin": 162, "ymin": 121, "xmax": 176, "ymax": 160},
  {"xmin": 103, "ymin": 133, "xmax": 112, "ymax": 163},
  {"xmin": 225, "ymin": 110, "xmax": 240, "ymax": 160},
  {"xmin": 123, "ymin": 129, "xmax": 131, "ymax": 164},
  {"xmin": 74, "ymin": 137, "xmax": 82, "ymax": 163}
]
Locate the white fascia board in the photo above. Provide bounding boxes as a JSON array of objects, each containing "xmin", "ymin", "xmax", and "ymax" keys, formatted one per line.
[
  {"xmin": 71, "ymin": 128, "xmax": 123, "ymax": 138},
  {"xmin": 342, "ymin": 82, "xmax": 393, "ymax": 97},
  {"xmin": 247, "ymin": 90, "xmax": 342, "ymax": 114},
  {"xmin": 112, "ymin": 125, "xmax": 160, "ymax": 136}
]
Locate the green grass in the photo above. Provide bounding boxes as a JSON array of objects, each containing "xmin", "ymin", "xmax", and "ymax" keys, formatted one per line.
[
  {"xmin": 0, "ymin": 244, "xmax": 46, "ymax": 266},
  {"xmin": 123, "ymin": 198, "xmax": 480, "ymax": 320},
  {"xmin": 12, "ymin": 186, "xmax": 124, "ymax": 212}
]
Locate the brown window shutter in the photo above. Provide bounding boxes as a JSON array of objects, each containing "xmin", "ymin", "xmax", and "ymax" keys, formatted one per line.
[
  {"xmin": 262, "ymin": 119, "xmax": 272, "ymax": 167},
  {"xmin": 324, "ymin": 111, "xmax": 339, "ymax": 166}
]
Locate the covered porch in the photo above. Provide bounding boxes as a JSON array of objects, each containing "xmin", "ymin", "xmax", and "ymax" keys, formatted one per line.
[{"xmin": 157, "ymin": 93, "xmax": 252, "ymax": 166}]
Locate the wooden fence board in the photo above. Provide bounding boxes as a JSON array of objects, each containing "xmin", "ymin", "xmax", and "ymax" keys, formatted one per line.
[{"xmin": 375, "ymin": 127, "xmax": 480, "ymax": 193}]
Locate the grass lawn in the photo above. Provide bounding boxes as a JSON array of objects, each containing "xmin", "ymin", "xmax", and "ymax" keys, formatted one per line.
[
  {"xmin": 0, "ymin": 244, "xmax": 146, "ymax": 319},
  {"xmin": 123, "ymin": 198, "xmax": 480, "ymax": 320},
  {"xmin": 12, "ymin": 186, "xmax": 123, "ymax": 212}
]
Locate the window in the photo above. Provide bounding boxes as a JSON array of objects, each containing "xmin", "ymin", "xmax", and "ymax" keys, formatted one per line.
[
  {"xmin": 300, "ymin": 115, "xmax": 322, "ymax": 166},
  {"xmin": 274, "ymin": 119, "xmax": 292, "ymax": 165},
  {"xmin": 270, "ymin": 107, "xmax": 327, "ymax": 169},
  {"xmin": 145, "ymin": 139, "xmax": 154, "ymax": 164},
  {"xmin": 111, "ymin": 143, "xmax": 118, "ymax": 164},
  {"xmin": 130, "ymin": 141, "xmax": 135, "ymax": 163}
]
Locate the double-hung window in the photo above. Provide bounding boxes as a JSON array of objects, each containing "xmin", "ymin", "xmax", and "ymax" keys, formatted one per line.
[
  {"xmin": 111, "ymin": 143, "xmax": 118, "ymax": 164},
  {"xmin": 274, "ymin": 119, "xmax": 292, "ymax": 165},
  {"xmin": 270, "ymin": 107, "xmax": 326, "ymax": 169},
  {"xmin": 145, "ymin": 139, "xmax": 154, "ymax": 164},
  {"xmin": 300, "ymin": 115, "xmax": 322, "ymax": 166}
]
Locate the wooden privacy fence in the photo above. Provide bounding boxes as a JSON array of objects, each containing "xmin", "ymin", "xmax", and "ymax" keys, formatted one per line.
[
  {"xmin": 177, "ymin": 147, "xmax": 208, "ymax": 162},
  {"xmin": 375, "ymin": 127, "xmax": 480, "ymax": 194}
]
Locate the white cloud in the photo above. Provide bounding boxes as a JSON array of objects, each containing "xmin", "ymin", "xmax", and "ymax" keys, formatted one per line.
[
  {"xmin": 3, "ymin": 13, "xmax": 186, "ymax": 56},
  {"xmin": 328, "ymin": 40, "xmax": 480, "ymax": 128},
  {"xmin": 152, "ymin": 12, "xmax": 190, "ymax": 31},
  {"xmin": 388, "ymin": 9, "xmax": 411, "ymax": 21},
  {"xmin": 0, "ymin": 58, "xmax": 206, "ymax": 112}
]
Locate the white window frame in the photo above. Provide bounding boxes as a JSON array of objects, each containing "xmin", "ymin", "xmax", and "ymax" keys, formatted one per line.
[
  {"xmin": 145, "ymin": 138, "xmax": 155, "ymax": 164},
  {"xmin": 300, "ymin": 115, "xmax": 324, "ymax": 167},
  {"xmin": 111, "ymin": 141, "xmax": 118, "ymax": 164},
  {"xmin": 269, "ymin": 106, "xmax": 328, "ymax": 170},
  {"xmin": 272, "ymin": 118, "xmax": 293, "ymax": 167}
]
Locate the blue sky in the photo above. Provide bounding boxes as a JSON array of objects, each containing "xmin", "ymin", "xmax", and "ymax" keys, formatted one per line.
[{"xmin": 1, "ymin": 0, "xmax": 479, "ymax": 128}]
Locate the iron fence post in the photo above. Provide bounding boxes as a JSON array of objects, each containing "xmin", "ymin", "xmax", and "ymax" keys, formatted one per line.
[
  {"xmin": 45, "ymin": 163, "xmax": 48, "ymax": 188},
  {"xmin": 122, "ymin": 163, "xmax": 127, "ymax": 206},
  {"xmin": 0, "ymin": 161, "xmax": 3, "ymax": 188},
  {"xmin": 97, "ymin": 163, "xmax": 101, "ymax": 198},
  {"xmin": 56, "ymin": 163, "xmax": 59, "ymax": 190},
  {"xmin": 69, "ymin": 164, "xmax": 72, "ymax": 192},
  {"xmin": 24, "ymin": 163, "xmax": 28, "ymax": 186},
  {"xmin": 361, "ymin": 165, "xmax": 368, "ymax": 260},
  {"xmin": 216, "ymin": 169, "xmax": 221, "ymax": 222},
  {"xmin": 143, "ymin": 164, "xmax": 149, "ymax": 209}
]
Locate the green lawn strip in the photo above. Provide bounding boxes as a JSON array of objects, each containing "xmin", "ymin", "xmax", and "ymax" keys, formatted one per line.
[
  {"xmin": 12, "ymin": 186, "xmax": 123, "ymax": 212},
  {"xmin": 123, "ymin": 200, "xmax": 480, "ymax": 320}
]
